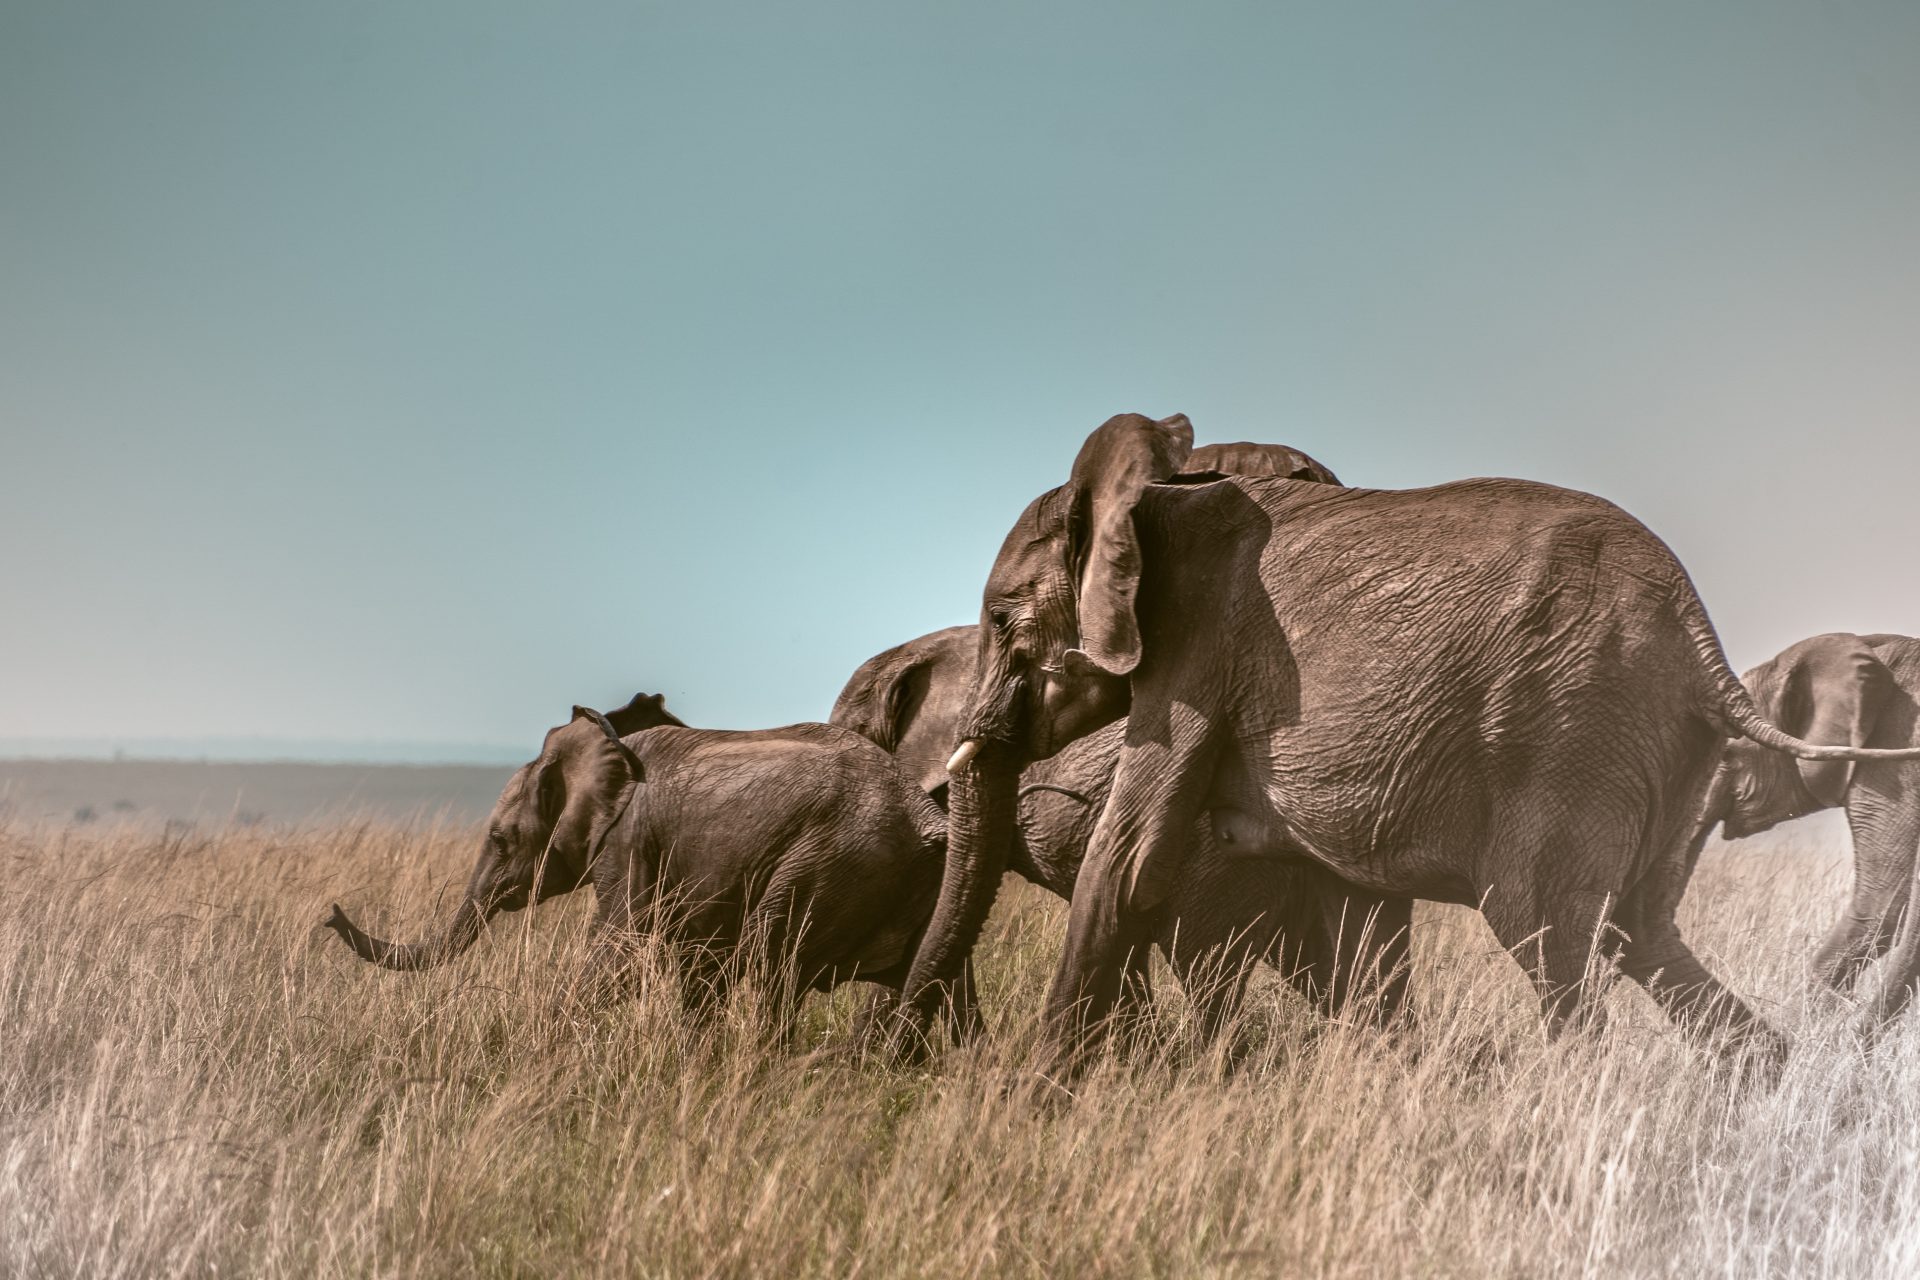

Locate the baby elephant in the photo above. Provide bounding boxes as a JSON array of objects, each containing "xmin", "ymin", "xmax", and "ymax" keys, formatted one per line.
[{"xmin": 324, "ymin": 697, "xmax": 967, "ymax": 1036}]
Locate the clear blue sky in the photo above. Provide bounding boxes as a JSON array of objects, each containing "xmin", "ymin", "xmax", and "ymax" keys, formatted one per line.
[{"xmin": 3, "ymin": 2, "xmax": 1916, "ymax": 758}]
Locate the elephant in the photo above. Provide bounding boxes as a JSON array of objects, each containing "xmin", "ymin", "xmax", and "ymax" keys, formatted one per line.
[
  {"xmin": 895, "ymin": 412, "xmax": 1920, "ymax": 1076},
  {"xmin": 324, "ymin": 695, "xmax": 971, "ymax": 1037},
  {"xmin": 833, "ymin": 622, "xmax": 1411, "ymax": 1048},
  {"xmin": 1690, "ymin": 632, "xmax": 1920, "ymax": 1023},
  {"xmin": 832, "ymin": 440, "xmax": 1411, "ymax": 1047}
]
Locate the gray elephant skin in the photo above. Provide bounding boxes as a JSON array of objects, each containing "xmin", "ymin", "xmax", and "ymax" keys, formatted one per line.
[
  {"xmin": 1696, "ymin": 632, "xmax": 1920, "ymax": 1023},
  {"xmin": 325, "ymin": 695, "xmax": 960, "ymax": 1032},
  {"xmin": 899, "ymin": 412, "xmax": 1920, "ymax": 1077}
]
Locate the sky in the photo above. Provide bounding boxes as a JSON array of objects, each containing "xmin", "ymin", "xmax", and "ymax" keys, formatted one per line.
[{"xmin": 2, "ymin": 1, "xmax": 1916, "ymax": 760}]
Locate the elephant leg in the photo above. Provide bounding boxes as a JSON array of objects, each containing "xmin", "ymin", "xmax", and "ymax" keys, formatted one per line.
[
  {"xmin": 946, "ymin": 957, "xmax": 987, "ymax": 1044},
  {"xmin": 1039, "ymin": 709, "xmax": 1216, "ymax": 1079},
  {"xmin": 678, "ymin": 943, "xmax": 734, "ymax": 1026},
  {"xmin": 853, "ymin": 985, "xmax": 901, "ymax": 1053},
  {"xmin": 1105, "ymin": 943, "xmax": 1159, "ymax": 1052},
  {"xmin": 1816, "ymin": 789, "xmax": 1915, "ymax": 992},
  {"xmin": 1613, "ymin": 878, "xmax": 1781, "ymax": 1059},
  {"xmin": 853, "ymin": 954, "xmax": 981, "ymax": 1052},
  {"xmin": 1850, "ymin": 785, "xmax": 1920, "ymax": 1031},
  {"xmin": 565, "ymin": 893, "xmax": 651, "ymax": 1007},
  {"xmin": 1290, "ymin": 876, "xmax": 1415, "ymax": 1027},
  {"xmin": 1159, "ymin": 912, "xmax": 1261, "ymax": 1061},
  {"xmin": 1484, "ymin": 884, "xmax": 1622, "ymax": 1039}
]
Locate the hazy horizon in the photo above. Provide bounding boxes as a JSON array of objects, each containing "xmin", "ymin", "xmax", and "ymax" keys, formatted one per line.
[
  {"xmin": 5, "ymin": 2, "xmax": 1917, "ymax": 759},
  {"xmin": 0, "ymin": 735, "xmax": 530, "ymax": 766}
]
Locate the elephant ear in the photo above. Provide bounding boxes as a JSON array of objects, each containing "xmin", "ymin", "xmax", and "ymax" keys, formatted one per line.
[
  {"xmin": 1182, "ymin": 441, "xmax": 1341, "ymax": 486},
  {"xmin": 829, "ymin": 648, "xmax": 932, "ymax": 753},
  {"xmin": 604, "ymin": 691, "xmax": 686, "ymax": 735},
  {"xmin": 1066, "ymin": 413, "xmax": 1194, "ymax": 676},
  {"xmin": 1768, "ymin": 635, "xmax": 1892, "ymax": 807},
  {"xmin": 542, "ymin": 708, "xmax": 645, "ymax": 869}
]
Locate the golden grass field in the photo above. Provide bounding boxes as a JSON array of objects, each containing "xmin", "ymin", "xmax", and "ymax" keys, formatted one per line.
[{"xmin": 3, "ymin": 807, "xmax": 1917, "ymax": 1279}]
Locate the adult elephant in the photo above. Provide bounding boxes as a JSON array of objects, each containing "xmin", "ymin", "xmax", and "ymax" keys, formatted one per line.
[
  {"xmin": 898, "ymin": 412, "xmax": 1920, "ymax": 1076},
  {"xmin": 832, "ymin": 442, "xmax": 1412, "ymax": 1046},
  {"xmin": 1690, "ymin": 633, "xmax": 1920, "ymax": 1022}
]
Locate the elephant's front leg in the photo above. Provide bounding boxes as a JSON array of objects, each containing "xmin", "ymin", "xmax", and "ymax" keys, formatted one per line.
[
  {"xmin": 1040, "ymin": 705, "xmax": 1216, "ymax": 1079},
  {"xmin": 566, "ymin": 894, "xmax": 648, "ymax": 1008}
]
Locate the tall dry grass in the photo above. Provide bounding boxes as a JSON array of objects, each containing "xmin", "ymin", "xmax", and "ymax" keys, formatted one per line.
[{"xmin": 2, "ymin": 812, "xmax": 1917, "ymax": 1278}]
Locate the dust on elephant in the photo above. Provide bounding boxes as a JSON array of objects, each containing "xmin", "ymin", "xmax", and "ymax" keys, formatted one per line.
[
  {"xmin": 324, "ymin": 695, "xmax": 966, "ymax": 1036},
  {"xmin": 1693, "ymin": 633, "xmax": 1920, "ymax": 1023},
  {"xmin": 901, "ymin": 413, "xmax": 1920, "ymax": 1076}
]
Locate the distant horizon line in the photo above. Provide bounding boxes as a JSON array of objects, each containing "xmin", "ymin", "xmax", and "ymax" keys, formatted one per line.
[{"xmin": 0, "ymin": 736, "xmax": 528, "ymax": 767}]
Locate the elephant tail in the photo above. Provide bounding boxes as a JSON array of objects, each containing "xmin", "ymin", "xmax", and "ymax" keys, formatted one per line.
[{"xmin": 1679, "ymin": 588, "xmax": 1920, "ymax": 762}]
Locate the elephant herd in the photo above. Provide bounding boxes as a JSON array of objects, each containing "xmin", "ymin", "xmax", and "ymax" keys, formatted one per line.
[{"xmin": 327, "ymin": 415, "xmax": 1920, "ymax": 1079}]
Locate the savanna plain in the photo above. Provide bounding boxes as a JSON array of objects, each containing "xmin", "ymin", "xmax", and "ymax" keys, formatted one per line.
[{"xmin": 4, "ymin": 795, "xmax": 1918, "ymax": 1278}]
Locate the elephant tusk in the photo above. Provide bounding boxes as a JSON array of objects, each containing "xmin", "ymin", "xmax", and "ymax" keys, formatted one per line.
[{"xmin": 947, "ymin": 739, "xmax": 982, "ymax": 775}]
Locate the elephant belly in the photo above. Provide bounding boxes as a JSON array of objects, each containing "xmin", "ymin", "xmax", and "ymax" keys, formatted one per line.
[{"xmin": 1205, "ymin": 739, "xmax": 1485, "ymax": 904}]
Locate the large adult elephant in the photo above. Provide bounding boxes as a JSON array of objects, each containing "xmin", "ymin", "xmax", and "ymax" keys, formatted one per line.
[
  {"xmin": 898, "ymin": 413, "xmax": 1920, "ymax": 1076},
  {"xmin": 832, "ymin": 442, "xmax": 1412, "ymax": 1045},
  {"xmin": 1691, "ymin": 632, "xmax": 1920, "ymax": 1022}
]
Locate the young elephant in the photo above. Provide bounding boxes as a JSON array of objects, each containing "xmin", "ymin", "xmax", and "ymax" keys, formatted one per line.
[
  {"xmin": 1693, "ymin": 633, "xmax": 1920, "ymax": 1021},
  {"xmin": 324, "ymin": 697, "xmax": 962, "ymax": 1033}
]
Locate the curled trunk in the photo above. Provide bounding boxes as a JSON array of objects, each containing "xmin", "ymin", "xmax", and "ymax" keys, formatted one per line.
[
  {"xmin": 324, "ymin": 895, "xmax": 489, "ymax": 972},
  {"xmin": 896, "ymin": 748, "xmax": 1020, "ymax": 1036}
]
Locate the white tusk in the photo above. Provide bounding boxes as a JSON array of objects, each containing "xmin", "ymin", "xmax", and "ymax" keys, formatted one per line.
[{"xmin": 947, "ymin": 739, "xmax": 982, "ymax": 775}]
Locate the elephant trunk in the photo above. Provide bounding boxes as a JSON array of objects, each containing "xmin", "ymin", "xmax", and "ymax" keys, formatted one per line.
[
  {"xmin": 895, "ymin": 744, "xmax": 1020, "ymax": 1040},
  {"xmin": 323, "ymin": 894, "xmax": 489, "ymax": 972}
]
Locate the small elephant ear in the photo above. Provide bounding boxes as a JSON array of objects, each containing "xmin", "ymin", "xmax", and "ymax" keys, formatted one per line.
[
  {"xmin": 1067, "ymin": 413, "xmax": 1194, "ymax": 675},
  {"xmin": 571, "ymin": 705, "xmax": 645, "ymax": 780},
  {"xmin": 1771, "ymin": 635, "xmax": 1891, "ymax": 807}
]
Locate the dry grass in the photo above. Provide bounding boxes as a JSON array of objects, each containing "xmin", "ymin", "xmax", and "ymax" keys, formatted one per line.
[{"xmin": 3, "ymin": 813, "xmax": 1917, "ymax": 1278}]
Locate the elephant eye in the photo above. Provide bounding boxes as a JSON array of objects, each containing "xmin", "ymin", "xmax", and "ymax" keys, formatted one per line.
[{"xmin": 988, "ymin": 607, "xmax": 1012, "ymax": 633}]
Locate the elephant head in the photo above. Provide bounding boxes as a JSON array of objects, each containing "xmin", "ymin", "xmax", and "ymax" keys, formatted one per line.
[
  {"xmin": 1711, "ymin": 635, "xmax": 1895, "ymax": 839},
  {"xmin": 324, "ymin": 705, "xmax": 648, "ymax": 970},
  {"xmin": 829, "ymin": 625, "xmax": 979, "ymax": 799},
  {"xmin": 835, "ymin": 438, "xmax": 1338, "ymax": 803},
  {"xmin": 896, "ymin": 413, "xmax": 1195, "ymax": 1022}
]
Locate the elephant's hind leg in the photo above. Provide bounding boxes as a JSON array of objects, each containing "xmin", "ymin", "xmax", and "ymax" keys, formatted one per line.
[
  {"xmin": 1482, "ymin": 880, "xmax": 1623, "ymax": 1040},
  {"xmin": 1613, "ymin": 877, "xmax": 1783, "ymax": 1061},
  {"xmin": 1290, "ymin": 878, "xmax": 1415, "ymax": 1028}
]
